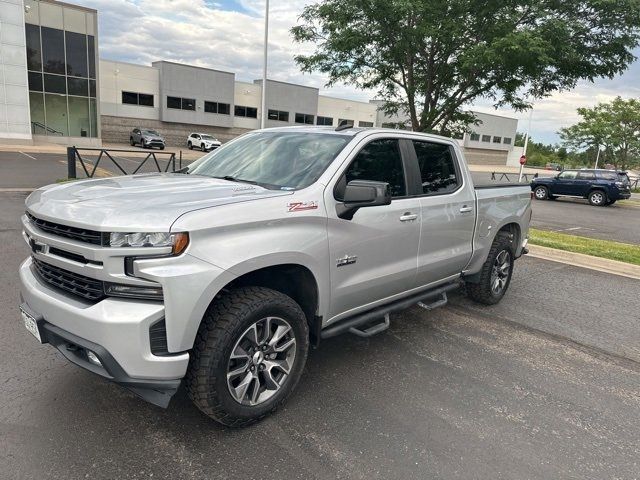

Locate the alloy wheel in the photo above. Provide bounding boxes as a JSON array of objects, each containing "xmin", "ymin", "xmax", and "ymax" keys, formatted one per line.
[
  {"xmin": 226, "ymin": 316, "xmax": 297, "ymax": 406},
  {"xmin": 535, "ymin": 187, "xmax": 547, "ymax": 199},
  {"xmin": 591, "ymin": 191, "xmax": 604, "ymax": 205},
  {"xmin": 490, "ymin": 250, "xmax": 511, "ymax": 295}
]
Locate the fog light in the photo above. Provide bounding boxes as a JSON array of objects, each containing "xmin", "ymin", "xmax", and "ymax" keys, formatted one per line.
[{"xmin": 86, "ymin": 350, "xmax": 102, "ymax": 367}]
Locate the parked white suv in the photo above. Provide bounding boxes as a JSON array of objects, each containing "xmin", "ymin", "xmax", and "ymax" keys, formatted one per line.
[{"xmin": 187, "ymin": 133, "xmax": 221, "ymax": 152}]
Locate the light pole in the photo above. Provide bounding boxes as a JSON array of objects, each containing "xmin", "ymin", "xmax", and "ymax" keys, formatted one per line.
[
  {"xmin": 594, "ymin": 145, "xmax": 601, "ymax": 169},
  {"xmin": 518, "ymin": 108, "xmax": 533, "ymax": 183},
  {"xmin": 260, "ymin": 0, "xmax": 270, "ymax": 129}
]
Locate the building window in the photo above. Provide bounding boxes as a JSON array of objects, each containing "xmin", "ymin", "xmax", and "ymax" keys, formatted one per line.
[
  {"xmin": 481, "ymin": 135, "xmax": 491, "ymax": 142},
  {"xmin": 493, "ymin": 136, "xmax": 501, "ymax": 143},
  {"xmin": 122, "ymin": 91, "xmax": 154, "ymax": 107},
  {"xmin": 358, "ymin": 121, "xmax": 374, "ymax": 127},
  {"xmin": 268, "ymin": 109, "xmax": 289, "ymax": 122},
  {"xmin": 205, "ymin": 101, "xmax": 231, "ymax": 115},
  {"xmin": 167, "ymin": 96, "xmax": 195, "ymax": 110},
  {"xmin": 295, "ymin": 113, "xmax": 314, "ymax": 124},
  {"xmin": 25, "ymin": 24, "xmax": 97, "ymax": 138},
  {"xmin": 470, "ymin": 133, "xmax": 480, "ymax": 141},
  {"xmin": 338, "ymin": 119, "xmax": 354, "ymax": 127},
  {"xmin": 503, "ymin": 137, "xmax": 512, "ymax": 145},
  {"xmin": 317, "ymin": 116, "xmax": 333, "ymax": 126},
  {"xmin": 65, "ymin": 31, "xmax": 88, "ymax": 78},
  {"xmin": 235, "ymin": 105, "xmax": 258, "ymax": 118}
]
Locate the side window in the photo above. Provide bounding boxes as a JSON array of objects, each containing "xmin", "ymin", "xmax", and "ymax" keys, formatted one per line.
[
  {"xmin": 343, "ymin": 138, "xmax": 406, "ymax": 198},
  {"xmin": 558, "ymin": 171, "xmax": 577, "ymax": 180},
  {"xmin": 577, "ymin": 171, "xmax": 595, "ymax": 180},
  {"xmin": 412, "ymin": 141, "xmax": 460, "ymax": 195}
]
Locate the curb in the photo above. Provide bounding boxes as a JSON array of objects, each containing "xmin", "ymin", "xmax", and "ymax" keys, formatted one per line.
[{"xmin": 527, "ymin": 244, "xmax": 640, "ymax": 280}]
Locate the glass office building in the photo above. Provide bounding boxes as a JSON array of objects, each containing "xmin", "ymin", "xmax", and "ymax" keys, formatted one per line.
[{"xmin": 23, "ymin": 0, "xmax": 99, "ymax": 139}]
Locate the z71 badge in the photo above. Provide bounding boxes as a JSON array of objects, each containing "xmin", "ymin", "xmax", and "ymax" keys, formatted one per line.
[{"xmin": 287, "ymin": 201, "xmax": 318, "ymax": 212}]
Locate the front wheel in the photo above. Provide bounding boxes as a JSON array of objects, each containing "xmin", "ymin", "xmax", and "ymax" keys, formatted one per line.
[
  {"xmin": 533, "ymin": 185, "xmax": 549, "ymax": 200},
  {"xmin": 588, "ymin": 190, "xmax": 607, "ymax": 207},
  {"xmin": 186, "ymin": 287, "xmax": 309, "ymax": 427},
  {"xmin": 129, "ymin": 137, "xmax": 135, "ymax": 146},
  {"xmin": 466, "ymin": 231, "xmax": 515, "ymax": 305},
  {"xmin": 187, "ymin": 141, "xmax": 193, "ymax": 150}
]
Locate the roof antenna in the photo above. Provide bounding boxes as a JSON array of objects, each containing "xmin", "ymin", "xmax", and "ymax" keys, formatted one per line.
[{"xmin": 335, "ymin": 119, "xmax": 354, "ymax": 131}]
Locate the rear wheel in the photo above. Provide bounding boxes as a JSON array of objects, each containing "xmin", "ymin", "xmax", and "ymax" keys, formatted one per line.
[
  {"xmin": 186, "ymin": 287, "xmax": 309, "ymax": 427},
  {"xmin": 588, "ymin": 189, "xmax": 607, "ymax": 206},
  {"xmin": 533, "ymin": 186, "xmax": 549, "ymax": 200},
  {"xmin": 466, "ymin": 231, "xmax": 514, "ymax": 305}
]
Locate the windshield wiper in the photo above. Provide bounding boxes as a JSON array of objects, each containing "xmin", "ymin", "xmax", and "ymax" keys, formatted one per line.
[{"xmin": 214, "ymin": 175, "xmax": 258, "ymax": 185}]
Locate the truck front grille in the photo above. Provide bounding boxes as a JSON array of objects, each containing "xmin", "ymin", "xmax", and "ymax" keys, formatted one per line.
[
  {"xmin": 32, "ymin": 257, "xmax": 105, "ymax": 302},
  {"xmin": 27, "ymin": 212, "xmax": 105, "ymax": 246}
]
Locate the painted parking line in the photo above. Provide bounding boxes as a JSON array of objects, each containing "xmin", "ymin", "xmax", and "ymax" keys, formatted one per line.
[{"xmin": 19, "ymin": 152, "xmax": 37, "ymax": 160}]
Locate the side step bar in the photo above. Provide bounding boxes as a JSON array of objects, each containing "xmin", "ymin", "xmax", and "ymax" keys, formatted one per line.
[{"xmin": 320, "ymin": 281, "xmax": 460, "ymax": 339}]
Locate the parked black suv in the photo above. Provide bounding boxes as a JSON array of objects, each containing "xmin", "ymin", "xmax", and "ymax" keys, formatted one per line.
[{"xmin": 531, "ymin": 169, "xmax": 631, "ymax": 206}]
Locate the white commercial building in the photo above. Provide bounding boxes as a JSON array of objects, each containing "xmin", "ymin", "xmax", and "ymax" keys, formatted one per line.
[{"xmin": 0, "ymin": 0, "xmax": 518, "ymax": 165}]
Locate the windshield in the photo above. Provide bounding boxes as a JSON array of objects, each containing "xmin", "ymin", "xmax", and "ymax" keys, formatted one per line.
[
  {"xmin": 187, "ymin": 131, "xmax": 350, "ymax": 190},
  {"xmin": 201, "ymin": 134, "xmax": 215, "ymax": 140},
  {"xmin": 143, "ymin": 130, "xmax": 159, "ymax": 136}
]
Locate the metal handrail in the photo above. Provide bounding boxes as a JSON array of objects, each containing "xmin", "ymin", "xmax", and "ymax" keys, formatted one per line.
[
  {"xmin": 67, "ymin": 146, "xmax": 181, "ymax": 179},
  {"xmin": 490, "ymin": 171, "xmax": 539, "ymax": 182}
]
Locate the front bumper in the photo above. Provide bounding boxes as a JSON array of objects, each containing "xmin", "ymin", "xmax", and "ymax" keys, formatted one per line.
[
  {"xmin": 19, "ymin": 258, "xmax": 189, "ymax": 393},
  {"xmin": 20, "ymin": 302, "xmax": 180, "ymax": 407}
]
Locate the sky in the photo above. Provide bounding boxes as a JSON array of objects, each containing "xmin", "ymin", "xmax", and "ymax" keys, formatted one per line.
[{"xmin": 77, "ymin": 0, "xmax": 640, "ymax": 145}]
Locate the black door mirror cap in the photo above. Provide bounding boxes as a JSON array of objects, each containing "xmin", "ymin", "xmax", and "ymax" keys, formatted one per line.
[{"xmin": 337, "ymin": 180, "xmax": 391, "ymax": 220}]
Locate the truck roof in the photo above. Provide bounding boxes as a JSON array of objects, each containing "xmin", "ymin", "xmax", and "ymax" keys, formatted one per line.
[{"xmin": 260, "ymin": 125, "xmax": 458, "ymax": 143}]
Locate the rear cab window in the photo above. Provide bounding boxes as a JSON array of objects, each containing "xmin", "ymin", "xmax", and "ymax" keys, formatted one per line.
[{"xmin": 412, "ymin": 140, "xmax": 460, "ymax": 195}]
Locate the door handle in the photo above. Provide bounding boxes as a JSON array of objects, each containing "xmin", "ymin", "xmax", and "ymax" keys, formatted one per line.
[
  {"xmin": 399, "ymin": 212, "xmax": 418, "ymax": 222},
  {"xmin": 459, "ymin": 206, "xmax": 473, "ymax": 213}
]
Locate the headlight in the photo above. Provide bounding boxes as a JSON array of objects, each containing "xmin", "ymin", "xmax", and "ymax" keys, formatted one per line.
[
  {"xmin": 109, "ymin": 232, "xmax": 189, "ymax": 255},
  {"xmin": 615, "ymin": 181, "xmax": 624, "ymax": 187}
]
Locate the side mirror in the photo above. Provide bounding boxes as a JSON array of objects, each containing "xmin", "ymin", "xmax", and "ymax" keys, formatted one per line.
[{"xmin": 336, "ymin": 180, "xmax": 391, "ymax": 220}]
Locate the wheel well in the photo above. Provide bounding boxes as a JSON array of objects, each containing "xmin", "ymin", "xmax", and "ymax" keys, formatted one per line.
[
  {"xmin": 220, "ymin": 264, "xmax": 320, "ymax": 340},
  {"xmin": 498, "ymin": 223, "xmax": 520, "ymax": 252}
]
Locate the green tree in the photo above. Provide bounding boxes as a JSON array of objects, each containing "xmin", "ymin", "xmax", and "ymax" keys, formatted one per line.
[
  {"xmin": 291, "ymin": 0, "xmax": 640, "ymax": 134},
  {"xmin": 559, "ymin": 97, "xmax": 640, "ymax": 170}
]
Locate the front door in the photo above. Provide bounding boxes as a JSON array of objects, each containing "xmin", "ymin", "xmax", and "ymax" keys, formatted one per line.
[
  {"xmin": 552, "ymin": 170, "xmax": 579, "ymax": 195},
  {"xmin": 325, "ymin": 137, "xmax": 421, "ymax": 321}
]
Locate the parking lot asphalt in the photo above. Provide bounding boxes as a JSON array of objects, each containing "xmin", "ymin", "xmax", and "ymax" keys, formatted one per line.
[{"xmin": 1, "ymin": 191, "xmax": 639, "ymax": 480}]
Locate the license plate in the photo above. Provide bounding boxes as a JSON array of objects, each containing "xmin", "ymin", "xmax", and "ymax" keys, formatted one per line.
[{"xmin": 20, "ymin": 307, "xmax": 42, "ymax": 343}]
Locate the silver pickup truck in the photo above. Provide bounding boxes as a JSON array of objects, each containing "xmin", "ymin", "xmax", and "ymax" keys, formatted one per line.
[{"xmin": 19, "ymin": 127, "xmax": 531, "ymax": 426}]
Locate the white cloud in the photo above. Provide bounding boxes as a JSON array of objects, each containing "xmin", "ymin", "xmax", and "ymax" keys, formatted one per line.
[{"xmin": 79, "ymin": 0, "xmax": 638, "ymax": 144}]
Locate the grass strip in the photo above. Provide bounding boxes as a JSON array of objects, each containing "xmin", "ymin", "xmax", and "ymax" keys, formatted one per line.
[{"xmin": 528, "ymin": 228, "xmax": 640, "ymax": 266}]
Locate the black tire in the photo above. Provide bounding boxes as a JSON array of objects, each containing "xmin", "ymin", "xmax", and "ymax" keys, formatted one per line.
[
  {"xmin": 533, "ymin": 185, "xmax": 549, "ymax": 200},
  {"xmin": 159, "ymin": 145, "xmax": 165, "ymax": 150},
  {"xmin": 466, "ymin": 231, "xmax": 515, "ymax": 305},
  {"xmin": 201, "ymin": 143, "xmax": 207, "ymax": 152},
  {"xmin": 588, "ymin": 189, "xmax": 607, "ymax": 207},
  {"xmin": 141, "ymin": 139, "xmax": 147, "ymax": 149},
  {"xmin": 129, "ymin": 137, "xmax": 135, "ymax": 146},
  {"xmin": 186, "ymin": 286, "xmax": 309, "ymax": 427},
  {"xmin": 188, "ymin": 141, "xmax": 193, "ymax": 150}
]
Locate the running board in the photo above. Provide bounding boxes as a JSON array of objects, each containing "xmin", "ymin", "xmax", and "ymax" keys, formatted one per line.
[
  {"xmin": 320, "ymin": 281, "xmax": 460, "ymax": 339},
  {"xmin": 417, "ymin": 292, "xmax": 448, "ymax": 311},
  {"xmin": 349, "ymin": 314, "xmax": 390, "ymax": 337}
]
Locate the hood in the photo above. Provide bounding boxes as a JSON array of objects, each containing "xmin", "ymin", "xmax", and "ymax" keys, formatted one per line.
[
  {"xmin": 143, "ymin": 134, "xmax": 164, "ymax": 141},
  {"xmin": 26, "ymin": 174, "xmax": 292, "ymax": 231}
]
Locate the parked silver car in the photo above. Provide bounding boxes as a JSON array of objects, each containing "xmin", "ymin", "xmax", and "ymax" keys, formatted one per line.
[
  {"xmin": 19, "ymin": 126, "xmax": 531, "ymax": 426},
  {"xmin": 129, "ymin": 127, "xmax": 165, "ymax": 149}
]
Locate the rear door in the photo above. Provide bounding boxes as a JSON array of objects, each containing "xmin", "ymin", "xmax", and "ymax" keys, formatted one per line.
[
  {"xmin": 575, "ymin": 170, "xmax": 596, "ymax": 196},
  {"xmin": 408, "ymin": 140, "xmax": 476, "ymax": 285},
  {"xmin": 326, "ymin": 136, "xmax": 421, "ymax": 319}
]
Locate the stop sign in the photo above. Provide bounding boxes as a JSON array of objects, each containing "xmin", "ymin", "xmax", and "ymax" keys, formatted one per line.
[{"xmin": 519, "ymin": 155, "xmax": 527, "ymax": 165}]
